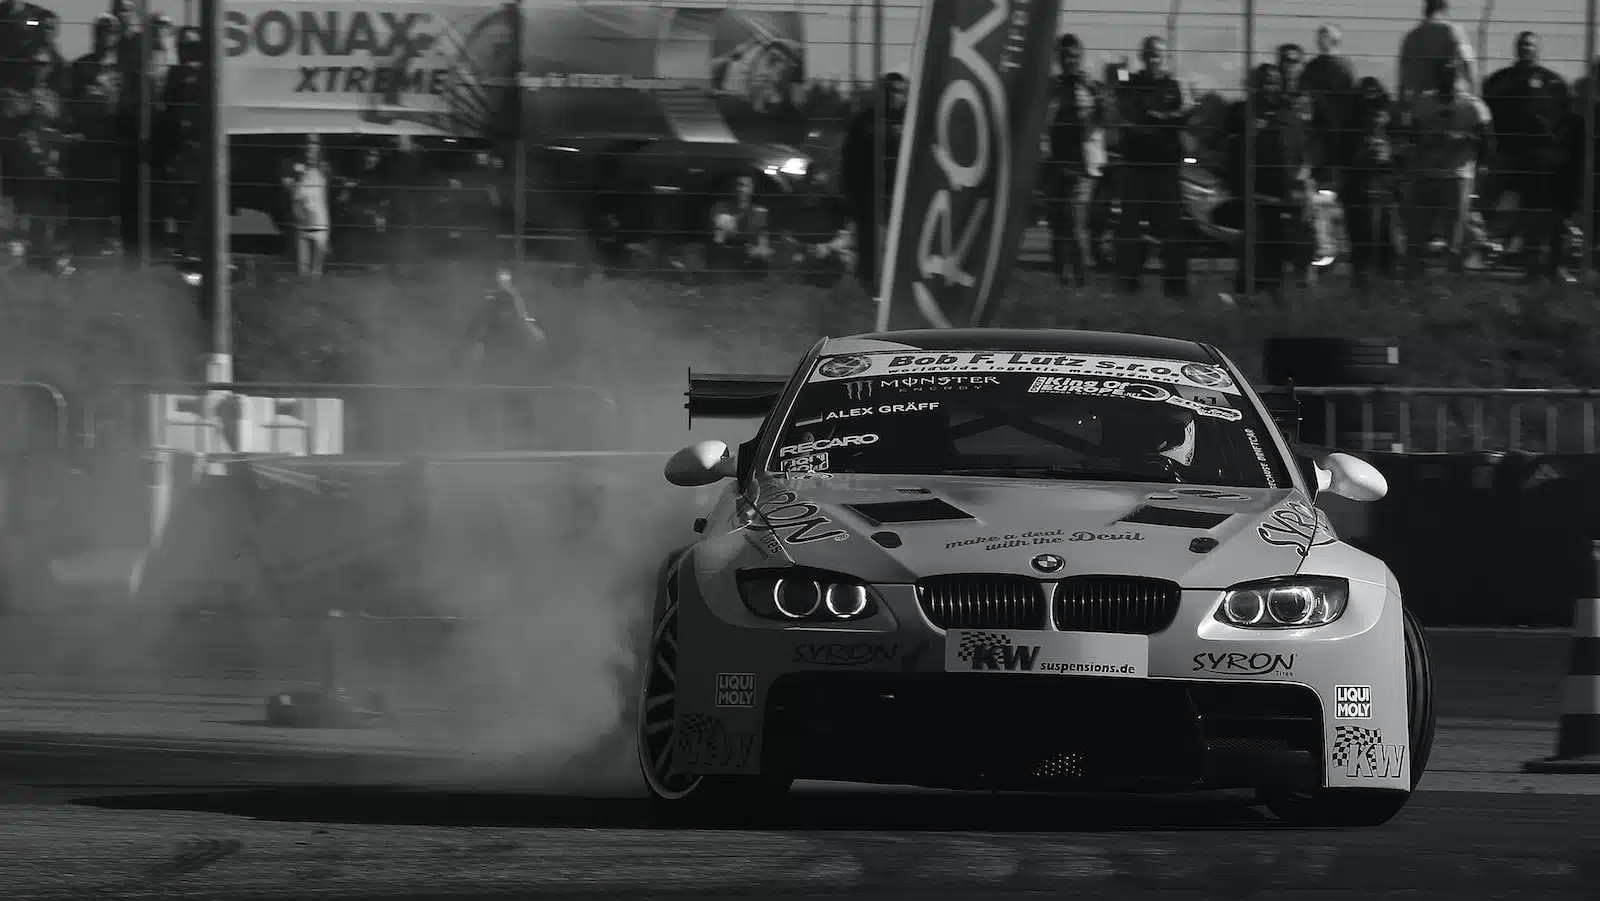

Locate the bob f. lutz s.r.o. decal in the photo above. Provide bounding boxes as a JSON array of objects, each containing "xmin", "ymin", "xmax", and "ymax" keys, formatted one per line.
[
  {"xmin": 746, "ymin": 489, "xmax": 849, "ymax": 544},
  {"xmin": 811, "ymin": 352, "xmax": 1239, "ymax": 394},
  {"xmin": 1258, "ymin": 500, "xmax": 1336, "ymax": 556}
]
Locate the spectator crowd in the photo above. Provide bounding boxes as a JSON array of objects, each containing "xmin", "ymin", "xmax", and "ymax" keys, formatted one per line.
[
  {"xmin": 5, "ymin": 0, "xmax": 1600, "ymax": 294},
  {"xmin": 0, "ymin": 0, "xmax": 204, "ymax": 273},
  {"xmin": 1018, "ymin": 0, "xmax": 1592, "ymax": 299}
]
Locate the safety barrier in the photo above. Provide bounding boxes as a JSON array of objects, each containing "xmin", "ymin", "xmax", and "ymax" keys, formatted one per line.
[
  {"xmin": 62, "ymin": 382, "xmax": 1600, "ymax": 458},
  {"xmin": 0, "ymin": 606, "xmax": 477, "ymax": 712},
  {"xmin": 1295, "ymin": 387, "xmax": 1600, "ymax": 454},
  {"xmin": 82, "ymin": 381, "xmax": 625, "ymax": 454},
  {"xmin": 0, "ymin": 381, "xmax": 69, "ymax": 454},
  {"xmin": 2, "ymin": 448, "xmax": 693, "ymax": 720}
]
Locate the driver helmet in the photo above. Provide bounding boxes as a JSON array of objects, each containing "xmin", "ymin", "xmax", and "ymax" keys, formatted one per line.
[{"xmin": 1103, "ymin": 402, "xmax": 1196, "ymax": 467}]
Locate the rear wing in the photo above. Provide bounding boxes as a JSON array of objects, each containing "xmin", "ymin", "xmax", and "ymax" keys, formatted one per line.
[
  {"xmin": 686, "ymin": 371, "xmax": 788, "ymax": 425},
  {"xmin": 1254, "ymin": 382, "xmax": 1301, "ymax": 443}
]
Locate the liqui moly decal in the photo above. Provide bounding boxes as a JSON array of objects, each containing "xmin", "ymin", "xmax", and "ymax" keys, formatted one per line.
[{"xmin": 875, "ymin": 0, "xmax": 1058, "ymax": 330}]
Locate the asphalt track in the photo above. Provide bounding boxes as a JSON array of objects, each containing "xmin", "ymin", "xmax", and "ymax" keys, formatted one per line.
[{"xmin": 1, "ymin": 629, "xmax": 1596, "ymax": 901}]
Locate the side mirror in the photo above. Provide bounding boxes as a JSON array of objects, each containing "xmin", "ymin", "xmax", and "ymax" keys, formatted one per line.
[
  {"xmin": 1316, "ymin": 452, "xmax": 1388, "ymax": 503},
  {"xmin": 665, "ymin": 440, "xmax": 736, "ymax": 487}
]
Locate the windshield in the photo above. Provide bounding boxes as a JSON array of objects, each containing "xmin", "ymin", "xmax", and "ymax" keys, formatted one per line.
[{"xmin": 766, "ymin": 350, "xmax": 1292, "ymax": 489}]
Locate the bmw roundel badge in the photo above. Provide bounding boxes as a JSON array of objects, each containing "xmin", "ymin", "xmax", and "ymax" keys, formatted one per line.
[{"xmin": 1031, "ymin": 554, "xmax": 1064, "ymax": 574}]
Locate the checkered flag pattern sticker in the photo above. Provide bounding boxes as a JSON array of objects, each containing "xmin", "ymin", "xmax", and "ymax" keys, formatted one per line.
[
  {"xmin": 957, "ymin": 631, "xmax": 1011, "ymax": 665},
  {"xmin": 1330, "ymin": 725, "xmax": 1382, "ymax": 769}
]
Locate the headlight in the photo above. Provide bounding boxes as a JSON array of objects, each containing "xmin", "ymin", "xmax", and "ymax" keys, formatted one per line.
[
  {"xmin": 737, "ymin": 568, "xmax": 879, "ymax": 622},
  {"xmin": 1215, "ymin": 576, "xmax": 1348, "ymax": 629},
  {"xmin": 777, "ymin": 157, "xmax": 808, "ymax": 177}
]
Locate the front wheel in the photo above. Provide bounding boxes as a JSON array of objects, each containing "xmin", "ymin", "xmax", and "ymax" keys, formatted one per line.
[
  {"xmin": 1261, "ymin": 604, "xmax": 1435, "ymax": 826},
  {"xmin": 637, "ymin": 600, "xmax": 791, "ymax": 817}
]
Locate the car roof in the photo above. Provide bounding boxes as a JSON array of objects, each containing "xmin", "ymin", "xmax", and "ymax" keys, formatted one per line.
[{"xmin": 822, "ymin": 328, "xmax": 1220, "ymax": 364}]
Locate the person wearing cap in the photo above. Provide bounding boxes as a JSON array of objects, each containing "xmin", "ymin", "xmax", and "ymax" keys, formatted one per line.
[
  {"xmin": 1043, "ymin": 33, "xmax": 1108, "ymax": 289},
  {"xmin": 68, "ymin": 13, "xmax": 123, "ymax": 258},
  {"xmin": 1403, "ymin": 56, "xmax": 1491, "ymax": 277},
  {"xmin": 1481, "ymin": 31, "xmax": 1571, "ymax": 282},
  {"xmin": 838, "ymin": 72, "xmax": 907, "ymax": 295},
  {"xmin": 1114, "ymin": 36, "xmax": 1195, "ymax": 299},
  {"xmin": 158, "ymin": 25, "xmax": 203, "ymax": 259},
  {"xmin": 4, "ymin": 43, "xmax": 74, "ymax": 273}
]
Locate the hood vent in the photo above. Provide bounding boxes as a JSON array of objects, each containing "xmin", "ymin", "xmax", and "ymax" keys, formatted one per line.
[
  {"xmin": 1120, "ymin": 506, "xmax": 1233, "ymax": 530},
  {"xmin": 895, "ymin": 487, "xmax": 933, "ymax": 495},
  {"xmin": 846, "ymin": 498, "xmax": 975, "ymax": 526}
]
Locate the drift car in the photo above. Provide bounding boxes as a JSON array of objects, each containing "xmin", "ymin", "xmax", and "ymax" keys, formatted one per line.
[{"xmin": 640, "ymin": 328, "xmax": 1435, "ymax": 826}]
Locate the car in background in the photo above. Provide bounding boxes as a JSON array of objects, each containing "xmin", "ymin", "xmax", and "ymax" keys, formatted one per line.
[{"xmin": 640, "ymin": 327, "xmax": 1435, "ymax": 826}]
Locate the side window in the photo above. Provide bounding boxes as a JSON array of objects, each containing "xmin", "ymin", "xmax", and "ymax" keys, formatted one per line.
[
  {"xmin": 736, "ymin": 433, "xmax": 761, "ymax": 483},
  {"xmin": 736, "ymin": 408, "xmax": 777, "ymax": 485}
]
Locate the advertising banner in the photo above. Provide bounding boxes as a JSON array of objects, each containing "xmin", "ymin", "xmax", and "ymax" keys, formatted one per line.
[
  {"xmin": 217, "ymin": 0, "xmax": 806, "ymax": 139},
  {"xmin": 874, "ymin": 0, "xmax": 1058, "ymax": 331}
]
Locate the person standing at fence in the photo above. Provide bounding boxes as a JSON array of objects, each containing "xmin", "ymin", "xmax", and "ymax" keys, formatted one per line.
[
  {"xmin": 1396, "ymin": 0, "xmax": 1474, "ymax": 138},
  {"xmin": 1481, "ymin": 32, "xmax": 1571, "ymax": 282},
  {"xmin": 0, "ymin": 0, "xmax": 59, "ymax": 94},
  {"xmin": 334, "ymin": 145, "xmax": 394, "ymax": 267},
  {"xmin": 1343, "ymin": 77, "xmax": 1401, "ymax": 289},
  {"xmin": 284, "ymin": 135, "xmax": 331, "ymax": 277},
  {"xmin": 1301, "ymin": 26, "xmax": 1357, "ymax": 191},
  {"xmin": 67, "ymin": 14, "xmax": 122, "ymax": 259},
  {"xmin": 838, "ymin": 72, "xmax": 906, "ymax": 296},
  {"xmin": 1403, "ymin": 57, "xmax": 1491, "ymax": 278},
  {"xmin": 1114, "ymin": 36, "xmax": 1194, "ymax": 299},
  {"xmin": 1224, "ymin": 63, "xmax": 1311, "ymax": 298},
  {"xmin": 707, "ymin": 173, "xmax": 774, "ymax": 277},
  {"xmin": 157, "ymin": 25, "xmax": 202, "ymax": 260},
  {"xmin": 1043, "ymin": 33, "xmax": 1107, "ymax": 290},
  {"xmin": 112, "ymin": 1, "xmax": 150, "ymax": 256},
  {"xmin": 5, "ymin": 44, "xmax": 72, "ymax": 274}
]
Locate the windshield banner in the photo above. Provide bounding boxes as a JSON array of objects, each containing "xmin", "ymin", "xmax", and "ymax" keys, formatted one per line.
[
  {"xmin": 874, "ymin": 0, "xmax": 1058, "ymax": 331},
  {"xmin": 812, "ymin": 351, "xmax": 1242, "ymax": 395},
  {"xmin": 215, "ymin": 0, "xmax": 805, "ymax": 137}
]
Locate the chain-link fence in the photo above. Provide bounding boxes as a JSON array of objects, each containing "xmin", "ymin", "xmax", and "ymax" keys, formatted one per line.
[{"xmin": 1, "ymin": 0, "xmax": 1596, "ymax": 289}]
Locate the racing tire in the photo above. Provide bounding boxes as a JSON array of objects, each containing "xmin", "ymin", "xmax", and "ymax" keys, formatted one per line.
[
  {"xmin": 1260, "ymin": 604, "xmax": 1435, "ymax": 827},
  {"xmin": 637, "ymin": 599, "xmax": 792, "ymax": 820}
]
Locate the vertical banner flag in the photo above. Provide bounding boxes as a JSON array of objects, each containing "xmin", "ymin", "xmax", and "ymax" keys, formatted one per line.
[{"xmin": 874, "ymin": 0, "xmax": 1059, "ymax": 332}]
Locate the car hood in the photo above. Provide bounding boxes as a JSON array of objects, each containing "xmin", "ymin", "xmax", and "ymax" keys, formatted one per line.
[{"xmin": 748, "ymin": 473, "xmax": 1331, "ymax": 587}]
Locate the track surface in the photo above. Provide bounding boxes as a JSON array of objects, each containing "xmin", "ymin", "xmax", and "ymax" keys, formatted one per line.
[{"xmin": 1, "ymin": 629, "xmax": 1595, "ymax": 901}]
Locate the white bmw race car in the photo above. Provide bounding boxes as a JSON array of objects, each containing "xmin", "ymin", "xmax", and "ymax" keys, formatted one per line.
[{"xmin": 640, "ymin": 328, "xmax": 1435, "ymax": 826}]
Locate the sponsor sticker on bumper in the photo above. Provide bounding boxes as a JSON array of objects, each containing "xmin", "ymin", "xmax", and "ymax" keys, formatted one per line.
[{"xmin": 944, "ymin": 630, "xmax": 1148, "ymax": 678}]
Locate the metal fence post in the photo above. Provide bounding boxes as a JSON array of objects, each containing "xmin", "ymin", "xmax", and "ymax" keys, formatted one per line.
[
  {"xmin": 1585, "ymin": 0, "xmax": 1597, "ymax": 278},
  {"xmin": 1242, "ymin": 0, "xmax": 1256, "ymax": 298},
  {"xmin": 871, "ymin": 0, "xmax": 884, "ymax": 295},
  {"xmin": 138, "ymin": 0, "xmax": 153, "ymax": 267},
  {"xmin": 510, "ymin": 0, "xmax": 526, "ymax": 269},
  {"xmin": 849, "ymin": 0, "xmax": 860, "ymax": 88}
]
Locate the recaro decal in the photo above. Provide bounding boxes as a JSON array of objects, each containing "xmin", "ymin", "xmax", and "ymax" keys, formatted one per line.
[{"xmin": 778, "ymin": 433, "xmax": 879, "ymax": 458}]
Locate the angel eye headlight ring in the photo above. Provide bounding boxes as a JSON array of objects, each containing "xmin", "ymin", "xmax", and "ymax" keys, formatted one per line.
[
  {"xmin": 738, "ymin": 569, "xmax": 880, "ymax": 623},
  {"xmin": 1215, "ymin": 576, "xmax": 1349, "ymax": 629}
]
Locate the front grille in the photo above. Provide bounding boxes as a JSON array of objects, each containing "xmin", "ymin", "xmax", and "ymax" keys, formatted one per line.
[
  {"xmin": 1051, "ymin": 575, "xmax": 1182, "ymax": 634},
  {"xmin": 916, "ymin": 574, "xmax": 1044, "ymax": 629}
]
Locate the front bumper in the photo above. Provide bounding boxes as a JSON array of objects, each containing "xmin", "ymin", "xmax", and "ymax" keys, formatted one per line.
[
  {"xmin": 763, "ymin": 672, "xmax": 1322, "ymax": 792},
  {"xmin": 672, "ymin": 568, "xmax": 1411, "ymax": 793}
]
